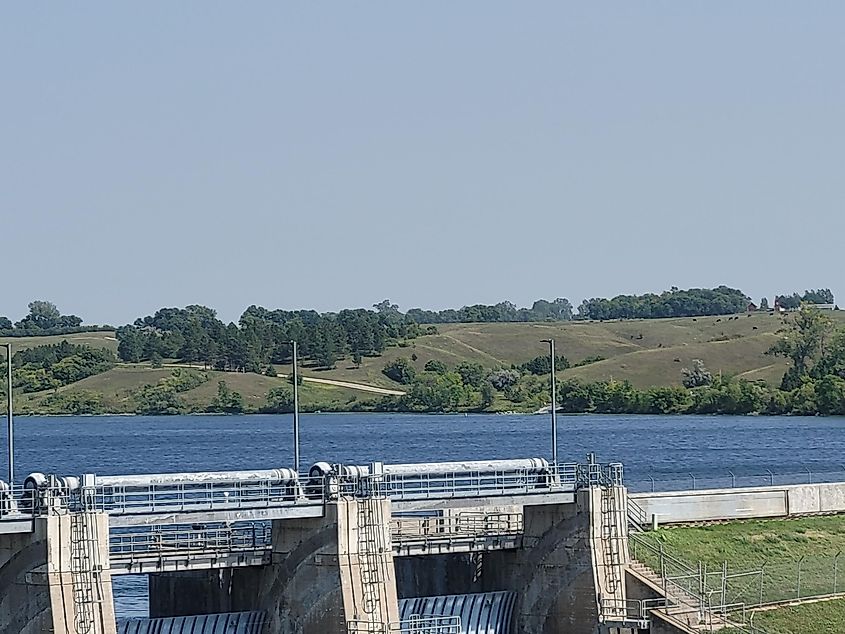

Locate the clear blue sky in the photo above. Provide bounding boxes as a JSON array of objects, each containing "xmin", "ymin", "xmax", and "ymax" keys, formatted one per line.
[{"xmin": 2, "ymin": 3, "xmax": 843, "ymax": 324}]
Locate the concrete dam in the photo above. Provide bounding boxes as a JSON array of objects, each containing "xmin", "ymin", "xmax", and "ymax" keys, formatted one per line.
[{"xmin": 2, "ymin": 455, "xmax": 829, "ymax": 634}]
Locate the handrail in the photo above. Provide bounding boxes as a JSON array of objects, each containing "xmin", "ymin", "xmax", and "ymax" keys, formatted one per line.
[
  {"xmin": 10, "ymin": 463, "xmax": 585, "ymax": 519},
  {"xmin": 109, "ymin": 513, "xmax": 526, "ymax": 563},
  {"xmin": 630, "ymin": 533, "xmax": 698, "ymax": 577}
]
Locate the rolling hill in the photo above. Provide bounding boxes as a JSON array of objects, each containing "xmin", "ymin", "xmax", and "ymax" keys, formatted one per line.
[{"xmin": 9, "ymin": 310, "xmax": 841, "ymax": 413}]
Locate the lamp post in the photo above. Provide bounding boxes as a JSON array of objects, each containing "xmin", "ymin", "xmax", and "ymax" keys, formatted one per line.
[
  {"xmin": 4, "ymin": 343, "xmax": 12, "ymax": 484},
  {"xmin": 540, "ymin": 339, "xmax": 558, "ymax": 465},
  {"xmin": 290, "ymin": 341, "xmax": 300, "ymax": 473}
]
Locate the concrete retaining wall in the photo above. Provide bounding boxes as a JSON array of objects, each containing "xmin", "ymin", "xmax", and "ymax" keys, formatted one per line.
[{"xmin": 631, "ymin": 482, "xmax": 845, "ymax": 524}]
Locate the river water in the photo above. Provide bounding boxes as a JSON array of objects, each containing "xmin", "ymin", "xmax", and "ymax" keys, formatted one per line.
[{"xmin": 4, "ymin": 412, "xmax": 845, "ymax": 618}]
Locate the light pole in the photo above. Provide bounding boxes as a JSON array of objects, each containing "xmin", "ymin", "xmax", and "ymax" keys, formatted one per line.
[
  {"xmin": 290, "ymin": 341, "xmax": 300, "ymax": 473},
  {"xmin": 540, "ymin": 339, "xmax": 557, "ymax": 465},
  {"xmin": 4, "ymin": 343, "xmax": 13, "ymax": 484}
]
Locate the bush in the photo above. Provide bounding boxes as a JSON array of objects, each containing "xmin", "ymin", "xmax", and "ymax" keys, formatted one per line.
[
  {"xmin": 262, "ymin": 385, "xmax": 295, "ymax": 413},
  {"xmin": 488, "ymin": 369, "xmax": 520, "ymax": 391},
  {"xmin": 382, "ymin": 358, "xmax": 417, "ymax": 385},
  {"xmin": 424, "ymin": 359, "xmax": 448, "ymax": 374},
  {"xmin": 519, "ymin": 354, "xmax": 569, "ymax": 375}
]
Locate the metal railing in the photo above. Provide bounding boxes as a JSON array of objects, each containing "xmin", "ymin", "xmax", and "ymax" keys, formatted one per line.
[
  {"xmin": 629, "ymin": 467, "xmax": 845, "ymax": 493},
  {"xmin": 397, "ymin": 616, "xmax": 461, "ymax": 634},
  {"xmin": 347, "ymin": 616, "xmax": 462, "ymax": 634},
  {"xmin": 599, "ymin": 597, "xmax": 667, "ymax": 625},
  {"xmin": 391, "ymin": 512, "xmax": 523, "ymax": 540},
  {"xmin": 6, "ymin": 463, "xmax": 585, "ymax": 520},
  {"xmin": 631, "ymin": 531, "xmax": 845, "ymax": 612},
  {"xmin": 109, "ymin": 523, "xmax": 272, "ymax": 559},
  {"xmin": 627, "ymin": 496, "xmax": 650, "ymax": 532},
  {"xmin": 364, "ymin": 464, "xmax": 578, "ymax": 501},
  {"xmin": 109, "ymin": 512, "xmax": 525, "ymax": 566}
]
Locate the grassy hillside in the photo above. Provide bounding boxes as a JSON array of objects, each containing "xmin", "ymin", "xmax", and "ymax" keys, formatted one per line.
[
  {"xmin": 0, "ymin": 331, "xmax": 118, "ymax": 353},
  {"xmin": 16, "ymin": 365, "xmax": 370, "ymax": 414},
  {"xmin": 10, "ymin": 310, "xmax": 845, "ymax": 413},
  {"xmin": 298, "ymin": 312, "xmax": 822, "ymax": 390}
]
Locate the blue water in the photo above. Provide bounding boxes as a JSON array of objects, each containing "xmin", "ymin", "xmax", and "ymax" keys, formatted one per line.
[{"xmin": 3, "ymin": 412, "xmax": 845, "ymax": 617}]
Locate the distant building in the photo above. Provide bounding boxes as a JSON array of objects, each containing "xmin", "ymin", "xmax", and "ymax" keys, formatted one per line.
[{"xmin": 746, "ymin": 302, "xmax": 758, "ymax": 312}]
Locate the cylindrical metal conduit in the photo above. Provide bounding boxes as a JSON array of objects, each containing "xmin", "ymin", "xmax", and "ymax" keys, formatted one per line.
[
  {"xmin": 95, "ymin": 468, "xmax": 299, "ymax": 488},
  {"xmin": 309, "ymin": 458, "xmax": 550, "ymax": 479}
]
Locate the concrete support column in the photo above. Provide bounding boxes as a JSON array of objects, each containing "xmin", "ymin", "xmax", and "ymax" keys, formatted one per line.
[
  {"xmin": 336, "ymin": 497, "xmax": 400, "ymax": 632},
  {"xmin": 0, "ymin": 513, "xmax": 116, "ymax": 634},
  {"xmin": 46, "ymin": 512, "xmax": 117, "ymax": 634}
]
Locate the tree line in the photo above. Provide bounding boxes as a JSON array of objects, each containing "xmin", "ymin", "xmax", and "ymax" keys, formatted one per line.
[
  {"xmin": 773, "ymin": 289, "xmax": 836, "ymax": 310},
  {"xmin": 0, "ymin": 301, "xmax": 112, "ymax": 337},
  {"xmin": 115, "ymin": 303, "xmax": 428, "ymax": 371},
  {"xmin": 0, "ymin": 341, "xmax": 115, "ymax": 395}
]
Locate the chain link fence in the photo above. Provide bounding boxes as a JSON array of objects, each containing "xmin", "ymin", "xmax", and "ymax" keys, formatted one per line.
[
  {"xmin": 631, "ymin": 531, "xmax": 845, "ymax": 632},
  {"xmin": 627, "ymin": 467, "xmax": 845, "ymax": 493}
]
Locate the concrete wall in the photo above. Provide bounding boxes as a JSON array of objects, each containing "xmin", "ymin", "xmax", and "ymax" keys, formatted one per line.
[
  {"xmin": 395, "ymin": 491, "xmax": 606, "ymax": 634},
  {"xmin": 151, "ymin": 499, "xmax": 400, "ymax": 634},
  {"xmin": 0, "ymin": 513, "xmax": 116, "ymax": 634},
  {"xmin": 0, "ymin": 522, "xmax": 53, "ymax": 633},
  {"xmin": 630, "ymin": 481, "xmax": 845, "ymax": 525},
  {"xmin": 150, "ymin": 512, "xmax": 344, "ymax": 633}
]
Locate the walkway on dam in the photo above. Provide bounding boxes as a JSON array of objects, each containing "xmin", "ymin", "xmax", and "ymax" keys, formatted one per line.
[
  {"xmin": 0, "ymin": 458, "xmax": 578, "ymax": 532},
  {"xmin": 108, "ymin": 513, "xmax": 524, "ymax": 574}
]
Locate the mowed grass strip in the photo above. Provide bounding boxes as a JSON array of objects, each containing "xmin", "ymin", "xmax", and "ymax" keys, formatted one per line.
[
  {"xmin": 726, "ymin": 597, "xmax": 845, "ymax": 634},
  {"xmin": 648, "ymin": 516, "xmax": 845, "ymax": 567}
]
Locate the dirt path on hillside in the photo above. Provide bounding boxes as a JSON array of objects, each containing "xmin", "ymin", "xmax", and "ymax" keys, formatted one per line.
[
  {"xmin": 156, "ymin": 363, "xmax": 406, "ymax": 396},
  {"xmin": 277, "ymin": 374, "xmax": 406, "ymax": 396}
]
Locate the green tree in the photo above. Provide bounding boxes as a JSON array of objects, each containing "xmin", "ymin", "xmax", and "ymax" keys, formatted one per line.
[
  {"xmin": 210, "ymin": 380, "xmax": 244, "ymax": 414},
  {"xmin": 455, "ymin": 362, "xmax": 486, "ymax": 388},
  {"xmin": 480, "ymin": 381, "xmax": 495, "ymax": 408},
  {"xmin": 519, "ymin": 354, "xmax": 569, "ymax": 375},
  {"xmin": 263, "ymin": 385, "xmax": 295, "ymax": 413},
  {"xmin": 134, "ymin": 384, "xmax": 184, "ymax": 415},
  {"xmin": 42, "ymin": 391, "xmax": 104, "ymax": 415},
  {"xmin": 768, "ymin": 307, "xmax": 835, "ymax": 389},
  {"xmin": 488, "ymin": 369, "xmax": 520, "ymax": 390},
  {"xmin": 424, "ymin": 359, "xmax": 448, "ymax": 375},
  {"xmin": 682, "ymin": 359, "xmax": 713, "ymax": 388},
  {"xmin": 815, "ymin": 376, "xmax": 845, "ymax": 416},
  {"xmin": 19, "ymin": 300, "xmax": 61, "ymax": 329},
  {"xmin": 643, "ymin": 386, "xmax": 692, "ymax": 414},
  {"xmin": 382, "ymin": 358, "xmax": 416, "ymax": 385}
]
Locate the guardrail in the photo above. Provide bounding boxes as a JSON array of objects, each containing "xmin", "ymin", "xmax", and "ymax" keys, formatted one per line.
[
  {"xmin": 347, "ymin": 616, "xmax": 462, "ymax": 634},
  {"xmin": 109, "ymin": 513, "xmax": 526, "ymax": 567},
  {"xmin": 6, "ymin": 463, "xmax": 583, "ymax": 520},
  {"xmin": 391, "ymin": 512, "xmax": 523, "ymax": 540},
  {"xmin": 110, "ymin": 523, "xmax": 272, "ymax": 559},
  {"xmin": 599, "ymin": 597, "xmax": 666, "ymax": 626}
]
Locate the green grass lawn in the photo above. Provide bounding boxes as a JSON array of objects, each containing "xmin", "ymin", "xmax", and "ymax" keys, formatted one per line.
[
  {"xmin": 725, "ymin": 598, "xmax": 845, "ymax": 633},
  {"xmin": 633, "ymin": 516, "xmax": 845, "ymax": 608}
]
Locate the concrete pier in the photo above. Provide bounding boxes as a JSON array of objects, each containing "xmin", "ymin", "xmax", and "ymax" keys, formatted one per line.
[
  {"xmin": 151, "ymin": 499, "xmax": 400, "ymax": 634},
  {"xmin": 0, "ymin": 513, "xmax": 116, "ymax": 634}
]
